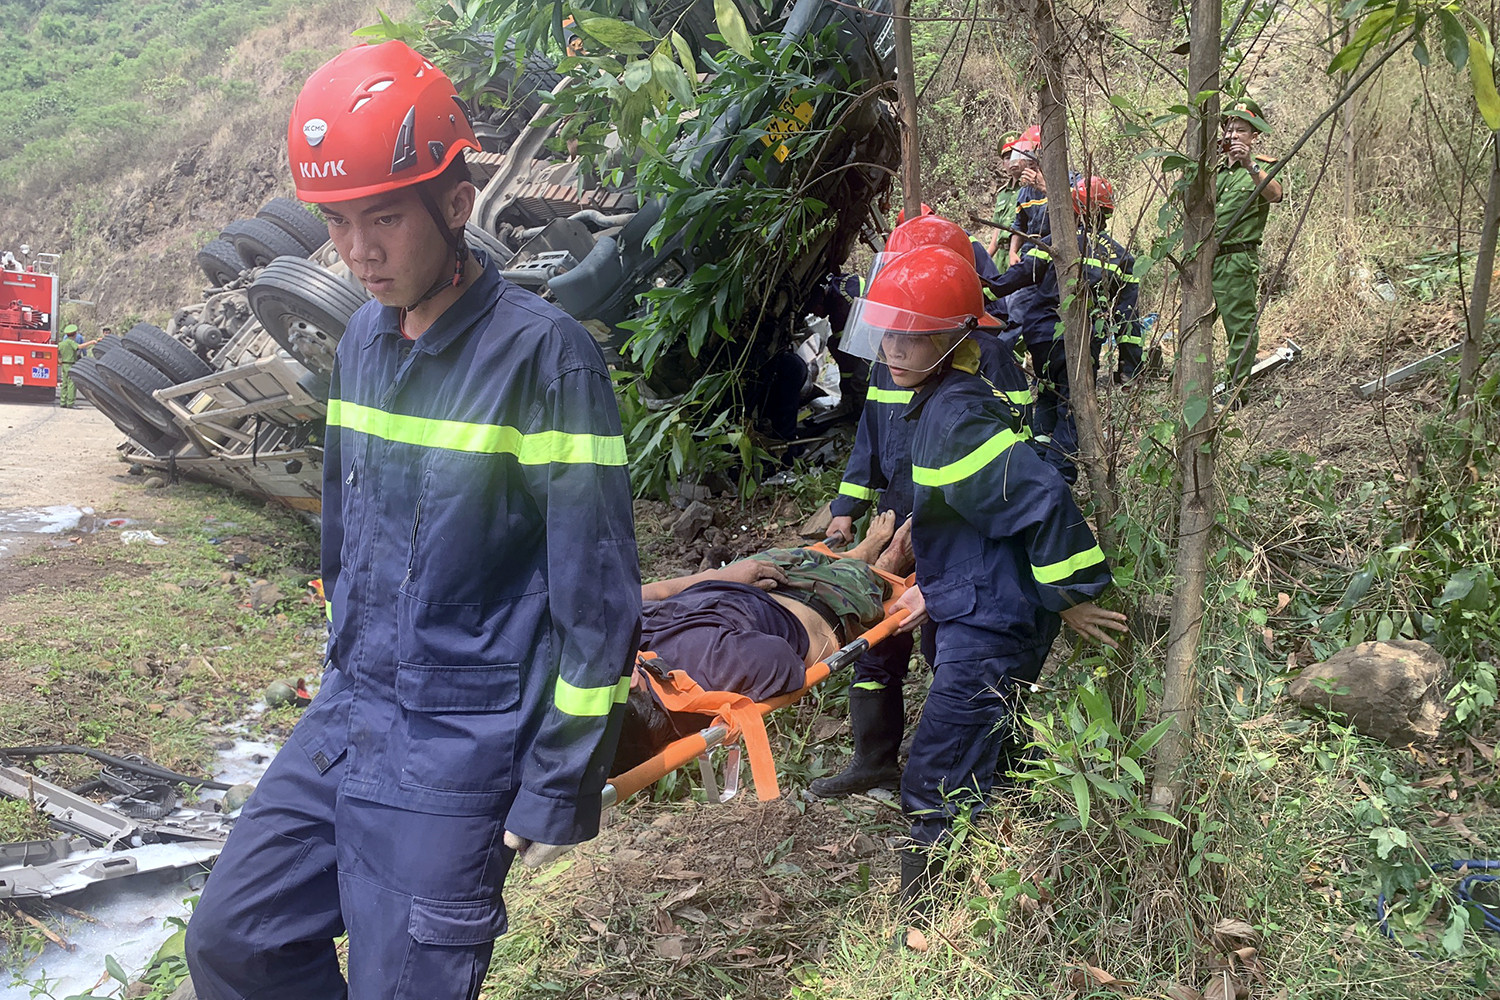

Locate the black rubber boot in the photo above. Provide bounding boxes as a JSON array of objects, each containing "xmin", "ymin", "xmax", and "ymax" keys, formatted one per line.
[
  {"xmin": 808, "ymin": 685, "xmax": 903, "ymax": 797},
  {"xmin": 898, "ymin": 848, "xmax": 943, "ymax": 923}
]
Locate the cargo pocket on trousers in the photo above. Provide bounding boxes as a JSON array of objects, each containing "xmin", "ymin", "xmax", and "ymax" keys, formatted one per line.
[
  {"xmin": 396, "ymin": 896, "xmax": 507, "ymax": 1000},
  {"xmin": 396, "ymin": 662, "xmax": 520, "ymax": 796}
]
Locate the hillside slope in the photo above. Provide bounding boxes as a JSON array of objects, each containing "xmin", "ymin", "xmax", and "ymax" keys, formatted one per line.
[{"xmin": 0, "ymin": 0, "xmax": 411, "ymax": 329}]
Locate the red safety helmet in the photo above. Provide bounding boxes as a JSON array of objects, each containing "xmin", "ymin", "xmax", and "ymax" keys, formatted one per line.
[
  {"xmin": 1071, "ymin": 175, "xmax": 1116, "ymax": 215},
  {"xmin": 1012, "ymin": 124, "xmax": 1041, "ymax": 154},
  {"xmin": 893, "ymin": 202, "xmax": 934, "ymax": 227},
  {"xmin": 885, "ymin": 215, "xmax": 975, "ymax": 267},
  {"xmin": 842, "ymin": 246, "xmax": 994, "ymax": 369},
  {"xmin": 288, "ymin": 41, "xmax": 480, "ymax": 203}
]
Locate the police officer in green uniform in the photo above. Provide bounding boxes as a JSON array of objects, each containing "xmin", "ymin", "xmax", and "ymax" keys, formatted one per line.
[
  {"xmin": 1214, "ymin": 97, "xmax": 1283, "ymax": 394},
  {"xmin": 56, "ymin": 324, "xmax": 80, "ymax": 407}
]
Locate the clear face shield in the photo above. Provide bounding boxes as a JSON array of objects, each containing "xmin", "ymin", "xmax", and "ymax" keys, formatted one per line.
[{"xmin": 840, "ymin": 296, "xmax": 977, "ymax": 374}]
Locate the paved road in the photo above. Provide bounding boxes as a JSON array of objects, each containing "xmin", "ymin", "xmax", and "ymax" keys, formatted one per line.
[{"xmin": 0, "ymin": 400, "xmax": 129, "ymax": 507}]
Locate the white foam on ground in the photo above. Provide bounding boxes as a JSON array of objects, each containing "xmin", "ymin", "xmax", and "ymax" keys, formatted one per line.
[
  {"xmin": 1, "ymin": 733, "xmax": 280, "ymax": 997},
  {"xmin": 0, "ymin": 505, "xmax": 92, "ymax": 535}
]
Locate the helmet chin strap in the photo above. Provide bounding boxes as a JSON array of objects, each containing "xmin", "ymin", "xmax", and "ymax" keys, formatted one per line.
[{"xmin": 401, "ymin": 182, "xmax": 470, "ymax": 314}]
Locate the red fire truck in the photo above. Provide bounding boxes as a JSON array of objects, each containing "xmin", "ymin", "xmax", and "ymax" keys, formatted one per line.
[{"xmin": 1, "ymin": 249, "xmax": 61, "ymax": 404}]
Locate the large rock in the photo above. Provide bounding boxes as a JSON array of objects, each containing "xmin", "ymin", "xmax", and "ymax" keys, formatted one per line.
[
  {"xmin": 671, "ymin": 501, "xmax": 714, "ymax": 545},
  {"xmin": 1287, "ymin": 639, "xmax": 1450, "ymax": 745}
]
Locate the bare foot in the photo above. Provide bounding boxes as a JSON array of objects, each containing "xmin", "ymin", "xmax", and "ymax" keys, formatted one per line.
[
  {"xmin": 844, "ymin": 509, "xmax": 897, "ymax": 563},
  {"xmin": 873, "ymin": 515, "xmax": 914, "ymax": 575}
]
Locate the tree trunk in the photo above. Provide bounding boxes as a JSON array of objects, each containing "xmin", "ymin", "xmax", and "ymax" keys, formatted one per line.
[
  {"xmin": 1033, "ymin": 0, "xmax": 1113, "ymax": 528},
  {"xmin": 1148, "ymin": 0, "xmax": 1222, "ymax": 812},
  {"xmin": 1032, "ymin": 0, "xmax": 1130, "ymax": 714},
  {"xmin": 1459, "ymin": 137, "xmax": 1499, "ymax": 400},
  {"xmin": 893, "ymin": 0, "xmax": 922, "ymax": 217}
]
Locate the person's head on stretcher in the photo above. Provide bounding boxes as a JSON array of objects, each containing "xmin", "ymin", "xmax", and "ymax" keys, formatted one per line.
[{"xmin": 614, "ymin": 512, "xmax": 913, "ymax": 775}]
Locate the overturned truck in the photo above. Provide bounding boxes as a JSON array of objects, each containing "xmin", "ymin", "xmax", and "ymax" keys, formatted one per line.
[{"xmin": 74, "ymin": 0, "xmax": 898, "ymax": 513}]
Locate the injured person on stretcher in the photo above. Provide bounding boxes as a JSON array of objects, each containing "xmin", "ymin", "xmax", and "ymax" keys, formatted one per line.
[{"xmin": 614, "ymin": 511, "xmax": 912, "ymax": 774}]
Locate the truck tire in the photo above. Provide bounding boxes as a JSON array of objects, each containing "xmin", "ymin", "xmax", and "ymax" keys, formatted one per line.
[
  {"xmin": 256, "ymin": 197, "xmax": 330, "ymax": 254},
  {"xmin": 198, "ymin": 239, "xmax": 245, "ymax": 288},
  {"xmin": 97, "ymin": 349, "xmax": 181, "ymax": 435},
  {"xmin": 70, "ymin": 359, "xmax": 182, "ymax": 456},
  {"xmin": 90, "ymin": 334, "xmax": 122, "ymax": 360},
  {"xmin": 121, "ymin": 323, "xmax": 214, "ymax": 383},
  {"xmin": 247, "ymin": 257, "xmax": 368, "ymax": 375},
  {"xmin": 222, "ymin": 218, "xmax": 309, "ymax": 269}
]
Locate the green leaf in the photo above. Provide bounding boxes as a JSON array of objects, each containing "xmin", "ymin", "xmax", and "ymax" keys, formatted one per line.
[
  {"xmin": 1437, "ymin": 9, "xmax": 1469, "ymax": 69},
  {"xmin": 1438, "ymin": 567, "xmax": 1477, "ymax": 606},
  {"xmin": 652, "ymin": 49, "xmax": 694, "ymax": 105},
  {"xmin": 1413, "ymin": 36, "xmax": 1430, "ymax": 66},
  {"xmin": 1183, "ymin": 394, "xmax": 1209, "ymax": 428},
  {"xmin": 1471, "ymin": 35, "xmax": 1500, "ymax": 130},
  {"xmin": 1070, "ymin": 772, "xmax": 1091, "ymax": 829},
  {"xmin": 621, "ymin": 58, "xmax": 654, "ymax": 93},
  {"xmin": 575, "ymin": 15, "xmax": 657, "ymax": 47},
  {"xmin": 670, "ymin": 30, "xmax": 696, "ymax": 76},
  {"xmin": 1442, "ymin": 907, "xmax": 1470, "ymax": 954},
  {"xmin": 1125, "ymin": 716, "xmax": 1176, "ymax": 759},
  {"xmin": 714, "ymin": 0, "xmax": 754, "ymax": 58},
  {"xmin": 1118, "ymin": 756, "xmax": 1146, "ymax": 783},
  {"xmin": 106, "ymin": 955, "xmax": 130, "ymax": 985},
  {"xmin": 1121, "ymin": 823, "xmax": 1172, "ymax": 845}
]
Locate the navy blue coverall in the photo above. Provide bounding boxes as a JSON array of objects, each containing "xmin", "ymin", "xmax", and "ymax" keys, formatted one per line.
[
  {"xmin": 986, "ymin": 226, "xmax": 1143, "ymax": 484},
  {"xmin": 830, "ymin": 335, "xmax": 1030, "ymax": 691},
  {"xmin": 185, "ymin": 256, "xmax": 642, "ymax": 1000},
  {"xmin": 903, "ymin": 369, "xmax": 1111, "ymax": 846}
]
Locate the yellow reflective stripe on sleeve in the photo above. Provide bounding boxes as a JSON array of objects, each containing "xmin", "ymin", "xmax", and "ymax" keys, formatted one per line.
[
  {"xmin": 1002, "ymin": 388, "xmax": 1033, "ymax": 405},
  {"xmin": 324, "ymin": 600, "xmax": 333, "ymax": 622},
  {"xmin": 911, "ymin": 428, "xmax": 1023, "ymax": 487},
  {"xmin": 555, "ymin": 675, "xmax": 631, "ymax": 717},
  {"xmin": 1018, "ymin": 198, "xmax": 1047, "ymax": 209},
  {"xmin": 1026, "ymin": 247, "xmax": 1052, "ymax": 261},
  {"xmin": 865, "ymin": 387, "xmax": 914, "ymax": 404},
  {"xmin": 326, "ymin": 399, "xmax": 626, "ymax": 465},
  {"xmin": 1033, "ymin": 544, "xmax": 1106, "ymax": 584},
  {"xmin": 838, "ymin": 481, "xmax": 879, "ymax": 501},
  {"xmin": 1117, "ymin": 334, "xmax": 1145, "ymax": 345}
]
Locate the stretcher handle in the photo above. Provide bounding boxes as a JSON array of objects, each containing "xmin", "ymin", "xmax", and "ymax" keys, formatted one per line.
[{"xmin": 600, "ymin": 606, "xmax": 910, "ymax": 807}]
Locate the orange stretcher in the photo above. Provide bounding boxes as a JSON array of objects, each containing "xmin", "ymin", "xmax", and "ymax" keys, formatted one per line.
[{"xmin": 601, "ymin": 544, "xmax": 914, "ymax": 810}]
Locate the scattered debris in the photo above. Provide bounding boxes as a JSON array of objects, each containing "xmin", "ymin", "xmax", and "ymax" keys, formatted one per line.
[
  {"xmin": 799, "ymin": 501, "xmax": 834, "ymax": 540},
  {"xmin": 142, "ymin": 477, "xmax": 167, "ymax": 490},
  {"xmin": 120, "ymin": 530, "xmax": 168, "ymax": 546},
  {"xmin": 1287, "ymin": 639, "xmax": 1450, "ymax": 745},
  {"xmin": 1213, "ymin": 339, "xmax": 1302, "ymax": 397},
  {"xmin": 1358, "ymin": 342, "xmax": 1462, "ymax": 398},
  {"xmin": 0, "ymin": 746, "xmax": 235, "ymax": 900}
]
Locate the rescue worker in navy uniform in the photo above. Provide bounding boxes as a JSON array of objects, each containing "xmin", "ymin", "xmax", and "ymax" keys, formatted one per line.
[
  {"xmin": 814, "ymin": 215, "xmax": 1032, "ymax": 799},
  {"xmin": 184, "ymin": 42, "xmax": 641, "ymax": 1000},
  {"xmin": 983, "ymin": 176, "xmax": 1144, "ymax": 483},
  {"xmin": 840, "ymin": 245, "xmax": 1127, "ymax": 908}
]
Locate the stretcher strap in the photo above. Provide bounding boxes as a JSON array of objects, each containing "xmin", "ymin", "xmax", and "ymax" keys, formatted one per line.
[{"xmin": 643, "ymin": 668, "xmax": 780, "ymax": 801}]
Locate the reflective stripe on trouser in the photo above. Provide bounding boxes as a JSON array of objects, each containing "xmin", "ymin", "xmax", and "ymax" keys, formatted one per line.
[
  {"xmin": 900, "ymin": 638, "xmax": 1051, "ymax": 847},
  {"xmin": 58, "ymin": 363, "xmax": 74, "ymax": 407},
  {"xmin": 1212, "ymin": 249, "xmax": 1261, "ymax": 390},
  {"xmin": 185, "ymin": 703, "xmax": 515, "ymax": 1000},
  {"xmin": 851, "ymin": 629, "xmax": 915, "ymax": 689},
  {"xmin": 1027, "ymin": 338, "xmax": 1077, "ymax": 485}
]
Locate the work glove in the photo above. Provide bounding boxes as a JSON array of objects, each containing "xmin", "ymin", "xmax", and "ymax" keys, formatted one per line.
[{"xmin": 503, "ymin": 830, "xmax": 573, "ymax": 868}]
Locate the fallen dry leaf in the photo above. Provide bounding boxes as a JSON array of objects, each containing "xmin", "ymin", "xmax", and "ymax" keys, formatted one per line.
[
  {"xmin": 1162, "ymin": 985, "xmax": 1204, "ymax": 1000},
  {"xmin": 1275, "ymin": 592, "xmax": 1290, "ymax": 613},
  {"xmin": 1262, "ymin": 627, "xmax": 1276, "ymax": 653},
  {"xmin": 653, "ymin": 936, "xmax": 687, "ymax": 960},
  {"xmin": 1213, "ymin": 917, "xmax": 1258, "ymax": 943},
  {"xmin": 1202, "ymin": 970, "xmax": 1248, "ymax": 1000},
  {"xmin": 904, "ymin": 928, "xmax": 929, "ymax": 952}
]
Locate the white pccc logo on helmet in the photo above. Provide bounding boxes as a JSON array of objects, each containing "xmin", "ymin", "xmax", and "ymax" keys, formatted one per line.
[{"xmin": 303, "ymin": 118, "xmax": 329, "ymax": 147}]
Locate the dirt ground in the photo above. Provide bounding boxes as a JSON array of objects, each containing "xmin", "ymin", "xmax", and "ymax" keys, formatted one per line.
[{"xmin": 0, "ymin": 400, "xmax": 132, "ymax": 509}]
